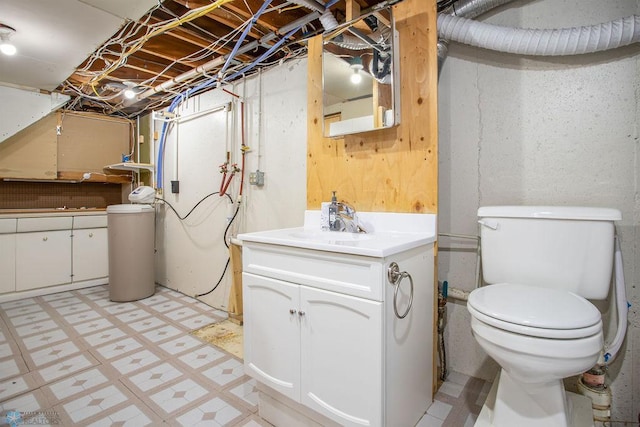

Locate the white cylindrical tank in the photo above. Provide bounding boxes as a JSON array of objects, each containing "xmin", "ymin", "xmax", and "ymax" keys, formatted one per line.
[{"xmin": 478, "ymin": 206, "xmax": 621, "ymax": 299}]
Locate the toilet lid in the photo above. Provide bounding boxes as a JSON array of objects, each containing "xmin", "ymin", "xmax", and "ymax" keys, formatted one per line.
[{"xmin": 468, "ymin": 284, "xmax": 602, "ymax": 339}]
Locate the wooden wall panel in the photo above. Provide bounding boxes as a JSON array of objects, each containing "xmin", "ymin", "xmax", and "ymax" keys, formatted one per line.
[
  {"xmin": 307, "ymin": 0, "xmax": 437, "ymax": 214},
  {"xmin": 0, "ymin": 113, "xmax": 57, "ymax": 180},
  {"xmin": 57, "ymin": 112, "xmax": 132, "ymax": 173}
]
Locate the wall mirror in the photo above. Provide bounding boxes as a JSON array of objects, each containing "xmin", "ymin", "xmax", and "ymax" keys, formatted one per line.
[{"xmin": 322, "ymin": 7, "xmax": 400, "ymax": 138}]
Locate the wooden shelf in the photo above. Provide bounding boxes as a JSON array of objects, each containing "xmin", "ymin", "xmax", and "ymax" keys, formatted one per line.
[{"xmin": 104, "ymin": 162, "xmax": 154, "ymax": 172}]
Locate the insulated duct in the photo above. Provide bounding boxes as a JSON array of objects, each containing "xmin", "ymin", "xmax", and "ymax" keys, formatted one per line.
[
  {"xmin": 437, "ymin": 0, "xmax": 517, "ymax": 74},
  {"xmin": 438, "ymin": 14, "xmax": 640, "ymax": 56},
  {"xmin": 289, "ymin": 0, "xmax": 339, "ymax": 30},
  {"xmin": 440, "ymin": 0, "xmax": 517, "ymax": 19}
]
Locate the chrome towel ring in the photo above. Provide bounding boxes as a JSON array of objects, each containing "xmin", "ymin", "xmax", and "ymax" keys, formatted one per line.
[{"xmin": 388, "ymin": 262, "xmax": 414, "ymax": 319}]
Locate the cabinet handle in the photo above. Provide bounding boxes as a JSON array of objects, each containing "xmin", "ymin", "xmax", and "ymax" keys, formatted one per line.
[
  {"xmin": 289, "ymin": 309, "xmax": 297, "ymax": 315},
  {"xmin": 89, "ymin": 233, "xmax": 93, "ymax": 238},
  {"xmin": 42, "ymin": 236, "xmax": 48, "ymax": 242},
  {"xmin": 298, "ymin": 311, "xmax": 306, "ymax": 316}
]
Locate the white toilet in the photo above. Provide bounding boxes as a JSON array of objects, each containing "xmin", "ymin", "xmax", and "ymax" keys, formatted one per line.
[{"xmin": 469, "ymin": 206, "xmax": 621, "ymax": 427}]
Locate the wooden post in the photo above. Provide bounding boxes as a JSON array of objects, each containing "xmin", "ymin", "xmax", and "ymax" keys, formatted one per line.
[{"xmin": 228, "ymin": 242, "xmax": 243, "ymax": 325}]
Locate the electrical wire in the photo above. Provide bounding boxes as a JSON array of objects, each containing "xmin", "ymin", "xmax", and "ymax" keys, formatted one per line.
[
  {"xmin": 195, "ymin": 201, "xmax": 241, "ymax": 297},
  {"xmin": 155, "ymin": 192, "xmax": 233, "ymax": 221},
  {"xmin": 90, "ymin": 0, "xmax": 236, "ymax": 86}
]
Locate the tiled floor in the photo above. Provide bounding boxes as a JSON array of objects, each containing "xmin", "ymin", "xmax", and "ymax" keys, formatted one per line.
[{"xmin": 0, "ymin": 285, "xmax": 488, "ymax": 426}]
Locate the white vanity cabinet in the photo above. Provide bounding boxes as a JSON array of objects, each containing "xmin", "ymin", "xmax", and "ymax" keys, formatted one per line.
[
  {"xmin": 72, "ymin": 215, "xmax": 108, "ymax": 282},
  {"xmin": 241, "ymin": 220, "xmax": 435, "ymax": 427},
  {"xmin": 244, "ymin": 272, "xmax": 383, "ymax": 426},
  {"xmin": 16, "ymin": 217, "xmax": 73, "ymax": 291},
  {"xmin": 0, "ymin": 219, "xmax": 17, "ymax": 294}
]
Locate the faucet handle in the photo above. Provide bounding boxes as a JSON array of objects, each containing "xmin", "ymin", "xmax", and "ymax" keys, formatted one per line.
[{"xmin": 338, "ymin": 201, "xmax": 355, "ymax": 216}]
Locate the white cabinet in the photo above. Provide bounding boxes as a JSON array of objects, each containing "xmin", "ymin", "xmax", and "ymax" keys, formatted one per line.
[
  {"xmin": 1, "ymin": 213, "xmax": 108, "ymax": 298},
  {"xmin": 16, "ymin": 229, "xmax": 72, "ymax": 291},
  {"xmin": 244, "ymin": 273, "xmax": 383, "ymax": 426},
  {"xmin": 0, "ymin": 218, "xmax": 17, "ymax": 294},
  {"xmin": 72, "ymin": 228, "xmax": 108, "ymax": 282},
  {"xmin": 72, "ymin": 215, "xmax": 108, "ymax": 282}
]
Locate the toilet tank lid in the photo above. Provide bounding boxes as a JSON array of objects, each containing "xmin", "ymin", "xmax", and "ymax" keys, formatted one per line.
[{"xmin": 478, "ymin": 206, "xmax": 621, "ymax": 221}]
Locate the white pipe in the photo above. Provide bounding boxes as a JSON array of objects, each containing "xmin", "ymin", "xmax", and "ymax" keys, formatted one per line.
[
  {"xmin": 438, "ymin": 14, "xmax": 640, "ymax": 56},
  {"xmin": 603, "ymin": 235, "xmax": 628, "ymax": 364},
  {"xmin": 448, "ymin": 287, "xmax": 470, "ymax": 301}
]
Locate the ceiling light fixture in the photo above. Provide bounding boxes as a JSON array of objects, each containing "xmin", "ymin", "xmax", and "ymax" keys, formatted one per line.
[
  {"xmin": 350, "ymin": 57, "xmax": 364, "ymax": 84},
  {"xmin": 122, "ymin": 81, "xmax": 139, "ymax": 100},
  {"xmin": 0, "ymin": 24, "xmax": 17, "ymax": 56}
]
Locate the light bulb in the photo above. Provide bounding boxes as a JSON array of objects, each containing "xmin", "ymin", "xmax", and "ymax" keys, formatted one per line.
[
  {"xmin": 0, "ymin": 41, "xmax": 16, "ymax": 56},
  {"xmin": 350, "ymin": 69, "xmax": 362, "ymax": 84},
  {"xmin": 124, "ymin": 88, "xmax": 136, "ymax": 99}
]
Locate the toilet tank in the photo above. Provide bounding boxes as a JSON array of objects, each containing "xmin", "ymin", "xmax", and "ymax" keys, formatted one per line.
[{"xmin": 478, "ymin": 206, "xmax": 621, "ymax": 299}]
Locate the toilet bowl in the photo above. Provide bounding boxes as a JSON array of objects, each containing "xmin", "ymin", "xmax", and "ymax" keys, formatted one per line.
[{"xmin": 469, "ymin": 284, "xmax": 603, "ymax": 426}]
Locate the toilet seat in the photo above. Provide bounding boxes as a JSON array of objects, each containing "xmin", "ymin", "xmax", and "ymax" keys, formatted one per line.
[{"xmin": 468, "ymin": 283, "xmax": 602, "ymax": 339}]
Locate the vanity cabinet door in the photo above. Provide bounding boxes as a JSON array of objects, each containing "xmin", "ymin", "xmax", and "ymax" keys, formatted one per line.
[
  {"xmin": 243, "ymin": 272, "xmax": 301, "ymax": 401},
  {"xmin": 300, "ymin": 285, "xmax": 383, "ymax": 427},
  {"xmin": 72, "ymin": 228, "xmax": 108, "ymax": 282},
  {"xmin": 16, "ymin": 230, "xmax": 72, "ymax": 290}
]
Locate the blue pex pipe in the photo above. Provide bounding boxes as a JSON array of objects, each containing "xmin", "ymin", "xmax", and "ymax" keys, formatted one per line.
[{"xmin": 155, "ymin": 1, "xmax": 279, "ymax": 189}]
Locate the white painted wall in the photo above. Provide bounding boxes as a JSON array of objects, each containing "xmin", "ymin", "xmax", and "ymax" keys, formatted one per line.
[
  {"xmin": 154, "ymin": 59, "xmax": 308, "ymax": 309},
  {"xmin": 0, "ymin": 85, "xmax": 69, "ymax": 142},
  {"xmin": 438, "ymin": 0, "xmax": 639, "ymax": 421}
]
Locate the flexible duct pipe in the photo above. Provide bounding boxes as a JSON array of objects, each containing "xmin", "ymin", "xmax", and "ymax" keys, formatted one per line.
[
  {"xmin": 437, "ymin": 0, "xmax": 517, "ymax": 74},
  {"xmin": 288, "ymin": 0, "xmax": 326, "ymax": 13},
  {"xmin": 604, "ymin": 235, "xmax": 629, "ymax": 364},
  {"xmin": 440, "ymin": 0, "xmax": 518, "ymax": 18},
  {"xmin": 438, "ymin": 14, "xmax": 640, "ymax": 56},
  {"xmin": 289, "ymin": 0, "xmax": 339, "ymax": 30}
]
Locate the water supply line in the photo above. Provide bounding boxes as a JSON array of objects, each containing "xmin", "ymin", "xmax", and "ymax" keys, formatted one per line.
[
  {"xmin": 576, "ymin": 234, "xmax": 628, "ymax": 423},
  {"xmin": 438, "ymin": 281, "xmax": 448, "ymax": 381},
  {"xmin": 154, "ymin": 16, "xmax": 306, "ymax": 189},
  {"xmin": 603, "ymin": 235, "xmax": 629, "ymax": 364}
]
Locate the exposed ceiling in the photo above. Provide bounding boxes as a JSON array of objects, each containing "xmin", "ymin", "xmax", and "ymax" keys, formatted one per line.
[{"xmin": 0, "ymin": 0, "xmax": 386, "ymax": 118}]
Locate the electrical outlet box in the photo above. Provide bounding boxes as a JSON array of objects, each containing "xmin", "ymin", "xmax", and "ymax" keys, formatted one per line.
[
  {"xmin": 249, "ymin": 170, "xmax": 264, "ymax": 186},
  {"xmin": 171, "ymin": 180, "xmax": 180, "ymax": 193}
]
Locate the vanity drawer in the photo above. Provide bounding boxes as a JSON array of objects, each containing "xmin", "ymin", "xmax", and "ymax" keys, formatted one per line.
[{"xmin": 243, "ymin": 243, "xmax": 384, "ymax": 301}]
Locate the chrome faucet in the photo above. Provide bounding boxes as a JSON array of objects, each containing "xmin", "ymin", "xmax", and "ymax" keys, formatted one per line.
[{"xmin": 335, "ymin": 202, "xmax": 367, "ymax": 233}]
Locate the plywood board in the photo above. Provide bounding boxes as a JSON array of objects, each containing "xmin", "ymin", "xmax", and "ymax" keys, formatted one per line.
[
  {"xmin": 307, "ymin": 0, "xmax": 438, "ymax": 214},
  {"xmin": 0, "ymin": 112, "xmax": 58, "ymax": 179},
  {"xmin": 57, "ymin": 112, "xmax": 132, "ymax": 173}
]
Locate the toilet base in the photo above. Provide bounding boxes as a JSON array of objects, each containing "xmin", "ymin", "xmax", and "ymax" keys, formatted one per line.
[{"xmin": 475, "ymin": 371, "xmax": 594, "ymax": 427}]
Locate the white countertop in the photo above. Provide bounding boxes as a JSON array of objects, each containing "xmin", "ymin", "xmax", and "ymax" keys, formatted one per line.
[
  {"xmin": 0, "ymin": 208, "xmax": 106, "ymax": 218},
  {"xmin": 239, "ymin": 211, "xmax": 437, "ymax": 257}
]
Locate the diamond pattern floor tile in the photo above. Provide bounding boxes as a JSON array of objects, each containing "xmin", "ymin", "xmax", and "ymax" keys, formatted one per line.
[{"xmin": 0, "ymin": 284, "xmax": 488, "ymax": 426}]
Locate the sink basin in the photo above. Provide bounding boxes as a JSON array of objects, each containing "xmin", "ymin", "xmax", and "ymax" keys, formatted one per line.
[{"xmin": 289, "ymin": 230, "xmax": 372, "ymax": 242}]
